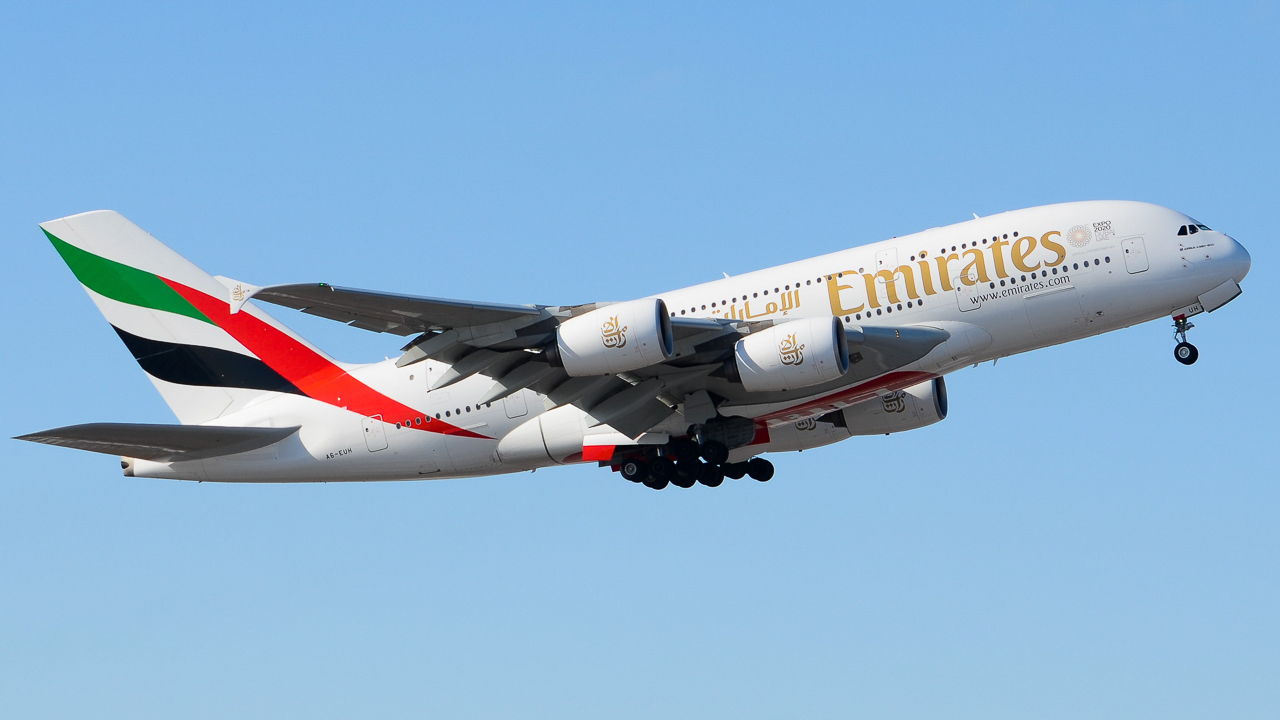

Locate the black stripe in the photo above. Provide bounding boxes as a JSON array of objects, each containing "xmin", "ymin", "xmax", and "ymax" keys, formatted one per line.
[{"xmin": 111, "ymin": 326, "xmax": 305, "ymax": 396}]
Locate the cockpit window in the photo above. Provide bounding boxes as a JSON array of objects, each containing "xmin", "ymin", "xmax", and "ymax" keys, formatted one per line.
[
  {"xmin": 1189, "ymin": 225, "xmax": 1199, "ymax": 234},
  {"xmin": 1178, "ymin": 225, "xmax": 1188, "ymax": 235},
  {"xmin": 1196, "ymin": 223, "xmax": 1211, "ymax": 231}
]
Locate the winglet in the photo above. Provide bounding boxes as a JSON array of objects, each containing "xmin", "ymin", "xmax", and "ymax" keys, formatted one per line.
[{"xmin": 213, "ymin": 276, "xmax": 263, "ymax": 314}]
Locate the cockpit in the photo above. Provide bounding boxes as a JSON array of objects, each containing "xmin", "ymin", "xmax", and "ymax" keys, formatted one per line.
[{"xmin": 1177, "ymin": 221, "xmax": 1212, "ymax": 236}]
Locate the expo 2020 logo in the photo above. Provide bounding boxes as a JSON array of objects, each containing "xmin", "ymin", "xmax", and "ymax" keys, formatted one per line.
[{"xmin": 1067, "ymin": 224, "xmax": 1092, "ymax": 248}]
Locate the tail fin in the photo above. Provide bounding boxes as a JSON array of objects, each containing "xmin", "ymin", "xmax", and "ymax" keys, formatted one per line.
[{"xmin": 41, "ymin": 210, "xmax": 336, "ymax": 424}]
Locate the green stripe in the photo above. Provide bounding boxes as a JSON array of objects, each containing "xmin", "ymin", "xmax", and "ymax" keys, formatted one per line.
[{"xmin": 43, "ymin": 228, "xmax": 214, "ymax": 325}]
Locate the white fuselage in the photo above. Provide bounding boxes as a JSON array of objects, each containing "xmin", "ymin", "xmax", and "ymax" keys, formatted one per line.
[{"xmin": 131, "ymin": 200, "xmax": 1251, "ymax": 482}]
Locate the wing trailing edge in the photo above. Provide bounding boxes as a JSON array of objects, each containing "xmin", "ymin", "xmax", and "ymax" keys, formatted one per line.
[{"xmin": 15, "ymin": 423, "xmax": 300, "ymax": 462}]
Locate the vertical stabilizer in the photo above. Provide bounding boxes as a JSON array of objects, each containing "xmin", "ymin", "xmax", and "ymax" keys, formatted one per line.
[{"xmin": 41, "ymin": 211, "xmax": 332, "ymax": 424}]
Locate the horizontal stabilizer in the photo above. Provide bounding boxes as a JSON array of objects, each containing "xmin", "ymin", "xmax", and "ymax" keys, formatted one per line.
[{"xmin": 15, "ymin": 423, "xmax": 300, "ymax": 462}]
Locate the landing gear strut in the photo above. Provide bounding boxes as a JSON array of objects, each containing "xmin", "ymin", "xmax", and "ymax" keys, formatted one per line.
[{"xmin": 1173, "ymin": 317, "xmax": 1199, "ymax": 366}]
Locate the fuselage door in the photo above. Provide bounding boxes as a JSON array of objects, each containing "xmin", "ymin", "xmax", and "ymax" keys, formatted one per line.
[
  {"xmin": 504, "ymin": 389, "xmax": 529, "ymax": 419},
  {"xmin": 955, "ymin": 273, "xmax": 982, "ymax": 312},
  {"xmin": 362, "ymin": 415, "xmax": 388, "ymax": 452},
  {"xmin": 874, "ymin": 248, "xmax": 899, "ymax": 305},
  {"xmin": 1122, "ymin": 237, "xmax": 1149, "ymax": 274}
]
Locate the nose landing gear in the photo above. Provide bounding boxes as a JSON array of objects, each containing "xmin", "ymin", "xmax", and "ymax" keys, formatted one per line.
[{"xmin": 1173, "ymin": 317, "xmax": 1199, "ymax": 366}]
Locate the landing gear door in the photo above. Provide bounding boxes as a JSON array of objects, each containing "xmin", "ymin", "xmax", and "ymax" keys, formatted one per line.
[
  {"xmin": 362, "ymin": 415, "xmax": 388, "ymax": 452},
  {"xmin": 955, "ymin": 273, "xmax": 982, "ymax": 312},
  {"xmin": 1122, "ymin": 237, "xmax": 1149, "ymax": 274}
]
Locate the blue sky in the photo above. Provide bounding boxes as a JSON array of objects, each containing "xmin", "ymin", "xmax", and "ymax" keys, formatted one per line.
[{"xmin": 2, "ymin": 3, "xmax": 1277, "ymax": 718}]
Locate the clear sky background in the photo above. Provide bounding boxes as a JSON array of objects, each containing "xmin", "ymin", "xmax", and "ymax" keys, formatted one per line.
[{"xmin": 2, "ymin": 3, "xmax": 1277, "ymax": 718}]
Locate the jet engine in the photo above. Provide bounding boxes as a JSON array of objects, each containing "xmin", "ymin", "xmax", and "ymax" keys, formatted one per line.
[
  {"xmin": 727, "ymin": 317, "xmax": 849, "ymax": 392},
  {"xmin": 548, "ymin": 299, "xmax": 674, "ymax": 376},
  {"xmin": 837, "ymin": 377, "xmax": 948, "ymax": 435}
]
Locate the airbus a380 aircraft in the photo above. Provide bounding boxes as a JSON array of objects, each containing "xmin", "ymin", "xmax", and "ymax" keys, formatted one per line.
[{"xmin": 19, "ymin": 201, "xmax": 1250, "ymax": 489}]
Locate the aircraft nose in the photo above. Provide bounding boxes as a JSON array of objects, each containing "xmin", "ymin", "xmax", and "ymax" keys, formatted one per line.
[{"xmin": 1223, "ymin": 235, "xmax": 1251, "ymax": 282}]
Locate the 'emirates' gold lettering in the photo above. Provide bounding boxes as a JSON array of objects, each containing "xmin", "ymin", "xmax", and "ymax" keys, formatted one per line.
[
  {"xmin": 959, "ymin": 248, "xmax": 991, "ymax": 285},
  {"xmin": 1040, "ymin": 231, "xmax": 1066, "ymax": 267},
  {"xmin": 1012, "ymin": 235, "xmax": 1040, "ymax": 272}
]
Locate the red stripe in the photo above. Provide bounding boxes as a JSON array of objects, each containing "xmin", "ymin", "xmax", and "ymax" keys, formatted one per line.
[
  {"xmin": 582, "ymin": 445, "xmax": 616, "ymax": 462},
  {"xmin": 163, "ymin": 278, "xmax": 489, "ymax": 439},
  {"xmin": 749, "ymin": 423, "xmax": 771, "ymax": 446}
]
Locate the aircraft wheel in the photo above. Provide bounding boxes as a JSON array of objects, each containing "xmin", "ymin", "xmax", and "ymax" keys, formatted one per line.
[
  {"xmin": 671, "ymin": 438, "xmax": 700, "ymax": 462},
  {"xmin": 723, "ymin": 462, "xmax": 748, "ymax": 480},
  {"xmin": 699, "ymin": 440, "xmax": 729, "ymax": 465},
  {"xmin": 620, "ymin": 460, "xmax": 647, "ymax": 483},
  {"xmin": 698, "ymin": 464, "xmax": 725, "ymax": 487},
  {"xmin": 1174, "ymin": 342, "xmax": 1199, "ymax": 365},
  {"xmin": 649, "ymin": 458, "xmax": 674, "ymax": 481},
  {"xmin": 672, "ymin": 460, "xmax": 702, "ymax": 488},
  {"xmin": 746, "ymin": 458, "xmax": 775, "ymax": 482},
  {"xmin": 642, "ymin": 474, "xmax": 669, "ymax": 490}
]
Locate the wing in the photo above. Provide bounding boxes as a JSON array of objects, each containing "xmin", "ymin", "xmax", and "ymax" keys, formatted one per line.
[
  {"xmin": 248, "ymin": 283, "xmax": 949, "ymax": 438},
  {"xmin": 250, "ymin": 283, "xmax": 545, "ymax": 336},
  {"xmin": 16, "ymin": 423, "xmax": 300, "ymax": 462}
]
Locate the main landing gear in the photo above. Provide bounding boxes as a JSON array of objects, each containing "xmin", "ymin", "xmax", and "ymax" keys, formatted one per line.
[
  {"xmin": 1173, "ymin": 317, "xmax": 1199, "ymax": 366},
  {"xmin": 615, "ymin": 438, "xmax": 774, "ymax": 490}
]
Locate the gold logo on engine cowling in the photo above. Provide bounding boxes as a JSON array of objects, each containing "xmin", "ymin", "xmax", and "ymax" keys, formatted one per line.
[
  {"xmin": 779, "ymin": 333, "xmax": 805, "ymax": 365},
  {"xmin": 881, "ymin": 391, "xmax": 907, "ymax": 413},
  {"xmin": 601, "ymin": 316, "xmax": 628, "ymax": 348}
]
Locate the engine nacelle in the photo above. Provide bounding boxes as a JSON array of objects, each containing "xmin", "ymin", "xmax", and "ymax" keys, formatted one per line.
[
  {"xmin": 839, "ymin": 377, "xmax": 948, "ymax": 435},
  {"xmin": 730, "ymin": 317, "xmax": 849, "ymax": 392},
  {"xmin": 549, "ymin": 298, "xmax": 674, "ymax": 376}
]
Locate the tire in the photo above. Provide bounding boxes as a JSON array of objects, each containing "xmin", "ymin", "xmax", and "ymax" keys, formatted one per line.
[
  {"xmin": 746, "ymin": 457, "xmax": 775, "ymax": 482},
  {"xmin": 671, "ymin": 438, "xmax": 700, "ymax": 462},
  {"xmin": 698, "ymin": 464, "xmax": 724, "ymax": 487},
  {"xmin": 620, "ymin": 460, "xmax": 646, "ymax": 483},
  {"xmin": 642, "ymin": 475, "xmax": 669, "ymax": 490},
  {"xmin": 723, "ymin": 462, "xmax": 747, "ymax": 480},
  {"xmin": 649, "ymin": 458, "xmax": 675, "ymax": 481},
  {"xmin": 1174, "ymin": 342, "xmax": 1199, "ymax": 365},
  {"xmin": 699, "ymin": 440, "xmax": 729, "ymax": 465},
  {"xmin": 672, "ymin": 460, "xmax": 703, "ymax": 488}
]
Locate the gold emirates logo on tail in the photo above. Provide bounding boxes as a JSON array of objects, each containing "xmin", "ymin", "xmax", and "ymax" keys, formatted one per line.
[
  {"xmin": 601, "ymin": 316, "xmax": 628, "ymax": 348},
  {"xmin": 778, "ymin": 333, "xmax": 805, "ymax": 365}
]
